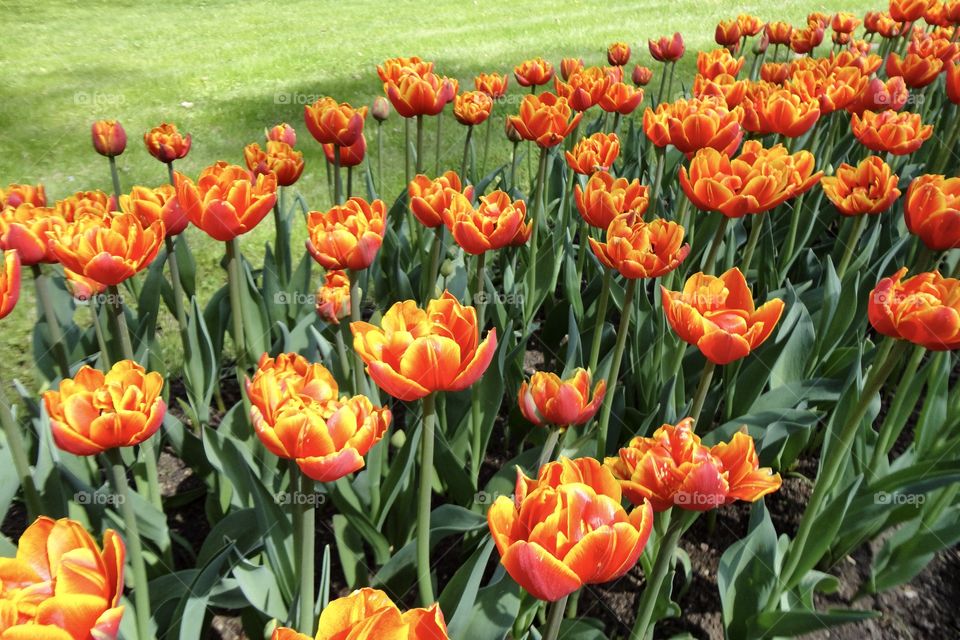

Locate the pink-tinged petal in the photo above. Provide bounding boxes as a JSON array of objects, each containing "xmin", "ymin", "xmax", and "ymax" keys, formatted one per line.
[{"xmin": 500, "ymin": 540, "xmax": 583, "ymax": 601}]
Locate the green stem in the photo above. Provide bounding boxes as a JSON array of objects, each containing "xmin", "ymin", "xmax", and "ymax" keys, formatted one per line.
[
  {"xmin": 630, "ymin": 512, "xmax": 690, "ymax": 639},
  {"xmin": 869, "ymin": 344, "xmax": 925, "ymax": 472},
  {"xmin": 461, "ymin": 125, "xmax": 473, "ymax": 181},
  {"xmin": 542, "ymin": 594, "xmax": 570, "ymax": 640},
  {"xmin": 575, "ymin": 219, "xmax": 590, "ymax": 285},
  {"xmin": 106, "ymin": 285, "xmax": 134, "ymax": 361},
  {"xmin": 509, "ymin": 141, "xmax": 519, "ymax": 191},
  {"xmin": 836, "ymin": 214, "xmax": 868, "ymax": 279},
  {"xmin": 334, "ymin": 326, "xmax": 352, "ymax": 387},
  {"xmin": 595, "ymin": 278, "xmax": 637, "ymax": 457},
  {"xmin": 405, "ymin": 117, "xmax": 412, "ymax": 186},
  {"xmin": 523, "ymin": 147, "xmax": 549, "ymax": 325},
  {"xmin": 588, "ymin": 269, "xmax": 612, "ymax": 374},
  {"xmin": 106, "ymin": 448, "xmax": 154, "ymax": 640},
  {"xmin": 651, "ymin": 146, "xmax": 666, "ymax": 216},
  {"xmin": 416, "ymin": 115, "xmax": 425, "ymax": 174},
  {"xmin": 741, "ymin": 214, "xmax": 764, "ymax": 275},
  {"xmin": 31, "ymin": 265, "xmax": 71, "ymax": 379},
  {"xmin": 91, "ymin": 301, "xmax": 111, "ymax": 368},
  {"xmin": 537, "ymin": 429, "xmax": 561, "ymax": 470},
  {"xmin": 333, "ymin": 145, "xmax": 343, "ymax": 205},
  {"xmin": 348, "ymin": 270, "xmax": 366, "ymax": 396},
  {"xmin": 702, "ymin": 216, "xmax": 730, "ymax": 274},
  {"xmin": 481, "ymin": 116, "xmax": 493, "ymax": 176},
  {"xmin": 377, "ymin": 121, "xmax": 384, "ymax": 195},
  {"xmin": 689, "ymin": 361, "xmax": 716, "ymax": 427},
  {"xmin": 347, "ymin": 167, "xmax": 353, "ymax": 199},
  {"xmin": 0, "ymin": 382, "xmax": 41, "ymax": 518},
  {"xmin": 108, "ymin": 156, "xmax": 123, "ymax": 203},
  {"xmin": 435, "ymin": 112, "xmax": 443, "ymax": 176},
  {"xmin": 295, "ymin": 470, "xmax": 316, "ymax": 633},
  {"xmin": 779, "ymin": 193, "xmax": 807, "ymax": 279},
  {"xmin": 417, "ymin": 393, "xmax": 437, "ymax": 606},
  {"xmin": 470, "ymin": 252, "xmax": 487, "ymax": 483},
  {"xmin": 225, "ymin": 239, "xmax": 247, "ymax": 371},
  {"xmin": 424, "ymin": 225, "xmax": 444, "ymax": 301},
  {"xmin": 164, "ymin": 237, "xmax": 190, "ymax": 349}
]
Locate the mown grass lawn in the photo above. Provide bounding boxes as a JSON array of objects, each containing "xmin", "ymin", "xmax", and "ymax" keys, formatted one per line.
[{"xmin": 2, "ymin": 0, "xmax": 875, "ymax": 386}]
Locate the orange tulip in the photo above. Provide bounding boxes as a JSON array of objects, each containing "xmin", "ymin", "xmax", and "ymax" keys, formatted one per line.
[
  {"xmin": 821, "ymin": 156, "xmax": 901, "ymax": 217},
  {"xmin": 565, "ymin": 132, "xmax": 620, "ymax": 174},
  {"xmin": 745, "ymin": 87, "xmax": 821, "ymax": 138},
  {"xmin": 693, "ymin": 73, "xmax": 748, "ymax": 109},
  {"xmin": 765, "ymin": 21, "xmax": 794, "ymax": 45},
  {"xmin": 851, "ymin": 109, "xmax": 933, "ymax": 155},
  {"xmin": 474, "ymin": 72, "xmax": 509, "ymax": 99},
  {"xmin": 454, "ymin": 90, "xmax": 493, "ymax": 126},
  {"xmin": 925, "ymin": 0, "xmax": 952, "ymax": 26},
  {"xmin": 247, "ymin": 353, "xmax": 390, "ymax": 482},
  {"xmin": 554, "ymin": 66, "xmax": 612, "ymax": 111},
  {"xmin": 446, "ymin": 191, "xmax": 531, "ymax": 255},
  {"xmin": 847, "ymin": 76, "xmax": 909, "ymax": 115},
  {"xmin": 649, "ymin": 33, "xmax": 685, "ymax": 62},
  {"xmin": 0, "ymin": 516, "xmax": 125, "ymax": 640},
  {"xmin": 869, "ymin": 268, "xmax": 960, "ymax": 350},
  {"xmin": 590, "ymin": 213, "xmax": 690, "ymax": 279},
  {"xmin": 632, "ymin": 65, "xmax": 653, "ymax": 86},
  {"xmin": 90, "ymin": 120, "xmax": 126, "ymax": 157},
  {"xmin": 904, "ymin": 174, "xmax": 960, "ymax": 250},
  {"xmin": 738, "ymin": 14, "xmax": 765, "ymax": 36},
  {"xmin": 274, "ymin": 587, "xmax": 449, "ymax": 640},
  {"xmin": 487, "ymin": 457, "xmax": 653, "ymax": 602},
  {"xmin": 244, "ymin": 140, "xmax": 305, "ymax": 186},
  {"xmin": 575, "ymin": 171, "xmax": 649, "ymax": 229},
  {"xmin": 384, "ymin": 72, "xmax": 457, "ymax": 118},
  {"xmin": 508, "ymin": 93, "xmax": 582, "ymax": 148},
  {"xmin": 662, "ymin": 268, "xmax": 785, "ymax": 365},
  {"xmin": 408, "ymin": 171, "xmax": 473, "ymax": 228},
  {"xmin": 864, "ymin": 10, "xmax": 885, "ymax": 33},
  {"xmin": 807, "ymin": 11, "xmax": 831, "ymax": 28},
  {"xmin": 832, "ymin": 11, "xmax": 861, "ymax": 33},
  {"xmin": 43, "ymin": 360, "xmax": 165, "ymax": 455},
  {"xmin": 715, "ymin": 19, "xmax": 742, "ymax": 48},
  {"xmin": 0, "ymin": 183, "xmax": 46, "ymax": 209},
  {"xmin": 0, "ymin": 251, "xmax": 20, "ymax": 319},
  {"xmin": 947, "ymin": 0, "xmax": 960, "ymax": 22},
  {"xmin": 376, "ymin": 56, "xmax": 434, "ymax": 84},
  {"xmin": 518, "ymin": 368, "xmax": 605, "ymax": 428},
  {"xmin": 642, "ymin": 97, "xmax": 744, "ymax": 156},
  {"xmin": 605, "ymin": 418, "xmax": 782, "ymax": 511},
  {"xmin": 597, "ymin": 81, "xmax": 644, "ymax": 114},
  {"xmin": 911, "ymin": 31, "xmax": 960, "ymax": 62},
  {"xmin": 698, "ymin": 48, "xmax": 745, "ymax": 80},
  {"xmin": 788, "ymin": 66, "xmax": 866, "ymax": 114},
  {"xmin": 560, "ymin": 57, "xmax": 584, "ymax": 81},
  {"xmin": 306, "ymin": 197, "xmax": 386, "ymax": 271},
  {"xmin": 303, "ymin": 97, "xmax": 367, "ymax": 147},
  {"xmin": 120, "ymin": 184, "xmax": 189, "ymax": 236},
  {"xmin": 175, "ymin": 162, "xmax": 277, "ymax": 241},
  {"xmin": 891, "ymin": 0, "xmax": 934, "ymax": 21},
  {"xmin": 0, "ymin": 204, "xmax": 63, "ymax": 265},
  {"xmin": 352, "ymin": 292, "xmax": 497, "ymax": 402},
  {"xmin": 887, "ymin": 52, "xmax": 944, "ymax": 88},
  {"xmin": 323, "ymin": 135, "xmax": 367, "ymax": 168},
  {"xmin": 143, "ymin": 122, "xmax": 191, "ymax": 163},
  {"xmin": 948, "ymin": 62, "xmax": 960, "ymax": 104},
  {"xmin": 55, "ymin": 190, "xmax": 115, "ymax": 222},
  {"xmin": 315, "ymin": 270, "xmax": 350, "ymax": 325},
  {"xmin": 49, "ymin": 212, "xmax": 163, "ymax": 286},
  {"xmin": 790, "ymin": 26, "xmax": 825, "ymax": 54},
  {"xmin": 607, "ymin": 41, "xmax": 631, "ymax": 66},
  {"xmin": 267, "ymin": 122, "xmax": 297, "ymax": 146},
  {"xmin": 760, "ymin": 63, "xmax": 791, "ymax": 84},
  {"xmin": 513, "ymin": 57, "xmax": 555, "ymax": 87},
  {"xmin": 64, "ymin": 268, "xmax": 106, "ymax": 303}
]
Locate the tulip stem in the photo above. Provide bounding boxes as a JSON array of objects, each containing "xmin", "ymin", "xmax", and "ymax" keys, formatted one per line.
[
  {"xmin": 588, "ymin": 269, "xmax": 612, "ymax": 374},
  {"xmin": 91, "ymin": 301, "xmax": 112, "ymax": 368},
  {"xmin": 596, "ymin": 277, "xmax": 637, "ymax": 458},
  {"xmin": 424, "ymin": 226, "xmax": 444, "ymax": 301},
  {"xmin": 461, "ymin": 125, "xmax": 473, "ymax": 182},
  {"xmin": 630, "ymin": 511, "xmax": 695, "ymax": 640},
  {"xmin": 377, "ymin": 121, "xmax": 385, "ymax": 195},
  {"xmin": 417, "ymin": 393, "xmax": 438, "ymax": 606},
  {"xmin": 575, "ymin": 219, "xmax": 590, "ymax": 285},
  {"xmin": 106, "ymin": 448, "xmax": 154, "ymax": 640},
  {"xmin": 106, "ymin": 285, "xmax": 135, "ymax": 361},
  {"xmin": 347, "ymin": 270, "xmax": 366, "ymax": 396},
  {"xmin": 435, "ymin": 112, "xmax": 443, "ymax": 176},
  {"xmin": 537, "ymin": 429, "xmax": 561, "ymax": 471},
  {"xmin": 481, "ymin": 117, "xmax": 493, "ymax": 176},
  {"xmin": 836, "ymin": 214, "xmax": 868, "ymax": 280},
  {"xmin": 509, "ymin": 141, "xmax": 520, "ymax": 192},
  {"xmin": 225, "ymin": 238, "xmax": 248, "ymax": 374},
  {"xmin": 542, "ymin": 594, "xmax": 570, "ymax": 640},
  {"xmin": 523, "ymin": 147, "xmax": 550, "ymax": 327},
  {"xmin": 107, "ymin": 156, "xmax": 123, "ymax": 204},
  {"xmin": 294, "ymin": 469, "xmax": 316, "ymax": 633},
  {"xmin": 164, "ymin": 237, "xmax": 190, "ymax": 349},
  {"xmin": 470, "ymin": 252, "xmax": 487, "ymax": 483},
  {"xmin": 0, "ymin": 382, "xmax": 41, "ymax": 519},
  {"xmin": 404, "ymin": 118, "xmax": 412, "ymax": 185},
  {"xmin": 651, "ymin": 146, "xmax": 666, "ymax": 216},
  {"xmin": 688, "ymin": 360, "xmax": 716, "ymax": 428},
  {"xmin": 740, "ymin": 214, "xmax": 764, "ymax": 276},
  {"xmin": 416, "ymin": 115, "xmax": 425, "ymax": 174},
  {"xmin": 702, "ymin": 216, "xmax": 730, "ymax": 274},
  {"xmin": 334, "ymin": 328, "xmax": 353, "ymax": 389},
  {"xmin": 31, "ymin": 265, "xmax": 72, "ymax": 379},
  {"xmin": 779, "ymin": 193, "xmax": 806, "ymax": 280},
  {"xmin": 333, "ymin": 145, "xmax": 343, "ymax": 205},
  {"xmin": 869, "ymin": 343, "xmax": 925, "ymax": 472},
  {"xmin": 766, "ymin": 338, "xmax": 907, "ymax": 610}
]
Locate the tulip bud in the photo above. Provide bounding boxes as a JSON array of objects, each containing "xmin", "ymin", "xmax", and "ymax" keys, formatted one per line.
[
  {"xmin": 91, "ymin": 120, "xmax": 127, "ymax": 157},
  {"xmin": 371, "ymin": 96, "xmax": 390, "ymax": 122},
  {"xmin": 440, "ymin": 259, "xmax": 455, "ymax": 277},
  {"xmin": 391, "ymin": 429, "xmax": 407, "ymax": 449},
  {"xmin": 505, "ymin": 119, "xmax": 522, "ymax": 143},
  {"xmin": 632, "ymin": 65, "xmax": 653, "ymax": 86},
  {"xmin": 753, "ymin": 32, "xmax": 770, "ymax": 54},
  {"xmin": 266, "ymin": 123, "xmax": 297, "ymax": 146}
]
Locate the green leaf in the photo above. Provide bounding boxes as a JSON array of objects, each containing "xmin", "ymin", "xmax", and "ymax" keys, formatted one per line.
[
  {"xmin": 233, "ymin": 558, "xmax": 288, "ymax": 621},
  {"xmin": 754, "ymin": 608, "xmax": 879, "ymax": 636},
  {"xmin": 440, "ymin": 536, "xmax": 495, "ymax": 637}
]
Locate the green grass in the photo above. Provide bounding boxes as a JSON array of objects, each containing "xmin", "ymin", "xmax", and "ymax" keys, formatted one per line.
[{"xmin": 2, "ymin": 0, "xmax": 876, "ymax": 386}]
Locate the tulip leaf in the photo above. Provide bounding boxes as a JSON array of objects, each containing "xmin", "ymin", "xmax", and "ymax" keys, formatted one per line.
[
  {"xmin": 233, "ymin": 558, "xmax": 288, "ymax": 621},
  {"xmin": 753, "ymin": 608, "xmax": 879, "ymax": 636},
  {"xmin": 464, "ymin": 570, "xmax": 521, "ymax": 640},
  {"xmin": 182, "ymin": 296, "xmax": 217, "ymax": 427},
  {"xmin": 440, "ymin": 536, "xmax": 495, "ymax": 637},
  {"xmin": 870, "ymin": 505, "xmax": 960, "ymax": 593}
]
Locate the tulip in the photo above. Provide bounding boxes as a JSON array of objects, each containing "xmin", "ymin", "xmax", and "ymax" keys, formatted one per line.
[
  {"xmin": 54, "ymin": 190, "xmax": 115, "ymax": 221},
  {"xmin": 559, "ymin": 57, "xmax": 584, "ymax": 81},
  {"xmin": 887, "ymin": 52, "xmax": 944, "ymax": 88},
  {"xmin": 746, "ymin": 87, "xmax": 821, "ymax": 138},
  {"xmin": 847, "ymin": 76, "xmax": 909, "ymax": 115},
  {"xmin": 891, "ymin": 0, "xmax": 934, "ymax": 22},
  {"xmin": 474, "ymin": 72, "xmax": 509, "ymax": 99},
  {"xmin": 765, "ymin": 21, "xmax": 794, "ymax": 46},
  {"xmin": 632, "ymin": 65, "xmax": 653, "ymax": 86},
  {"xmin": 0, "ymin": 204, "xmax": 64, "ymax": 265},
  {"xmin": 487, "ymin": 457, "xmax": 654, "ymax": 602},
  {"xmin": 315, "ymin": 269, "xmax": 350, "ymax": 325},
  {"xmin": 607, "ymin": 41, "xmax": 631, "ymax": 66},
  {"xmin": 64, "ymin": 267, "xmax": 106, "ymax": 303},
  {"xmin": 947, "ymin": 0, "xmax": 960, "ymax": 22},
  {"xmin": 904, "ymin": 174, "xmax": 960, "ymax": 250},
  {"xmin": 244, "ymin": 140, "xmax": 305, "ymax": 186},
  {"xmin": 851, "ymin": 109, "xmax": 933, "ymax": 156},
  {"xmin": 738, "ymin": 14, "xmax": 765, "ymax": 37},
  {"xmin": 715, "ymin": 19, "xmax": 742, "ymax": 49},
  {"xmin": 642, "ymin": 97, "xmax": 744, "ymax": 156},
  {"xmin": 446, "ymin": 191, "xmax": 531, "ymax": 255},
  {"xmin": 306, "ymin": 197, "xmax": 386, "ymax": 271},
  {"xmin": 408, "ymin": 171, "xmax": 473, "ymax": 228},
  {"xmin": 694, "ymin": 74, "xmax": 748, "ymax": 109},
  {"xmin": 909, "ymin": 32, "xmax": 959, "ymax": 63},
  {"xmin": 760, "ymin": 62, "xmax": 791, "ymax": 84},
  {"xmin": 303, "ymin": 97, "xmax": 367, "ymax": 147},
  {"xmin": 662, "ymin": 267, "xmax": 785, "ymax": 365},
  {"xmin": 43, "ymin": 360, "xmax": 165, "ymax": 455},
  {"xmin": 508, "ymin": 93, "xmax": 581, "ymax": 147},
  {"xmin": 0, "ymin": 183, "xmax": 46, "ymax": 208},
  {"xmin": 605, "ymin": 418, "xmax": 782, "ymax": 511},
  {"xmin": 697, "ymin": 48, "xmax": 745, "ymax": 80},
  {"xmin": 0, "ymin": 516, "xmax": 125, "ymax": 640},
  {"xmin": 565, "ymin": 132, "xmax": 620, "ymax": 174},
  {"xmin": 869, "ymin": 268, "xmax": 960, "ymax": 350},
  {"xmin": 370, "ymin": 97, "xmax": 390, "ymax": 123},
  {"xmin": 91, "ymin": 120, "xmax": 126, "ymax": 157},
  {"xmin": 454, "ymin": 90, "xmax": 493, "ymax": 126},
  {"xmin": 575, "ymin": 171, "xmax": 649, "ymax": 229},
  {"xmin": 120, "ymin": 184, "xmax": 189, "ymax": 236},
  {"xmin": 175, "ymin": 162, "xmax": 277, "ymax": 241},
  {"xmin": 597, "ymin": 81, "xmax": 644, "ymax": 114},
  {"xmin": 267, "ymin": 122, "xmax": 297, "ymax": 145},
  {"xmin": 924, "ymin": 0, "xmax": 952, "ymax": 25},
  {"xmin": 554, "ymin": 66, "xmax": 611, "ymax": 112},
  {"xmin": 821, "ymin": 156, "xmax": 901, "ymax": 217},
  {"xmin": 590, "ymin": 213, "xmax": 690, "ymax": 279},
  {"xmin": 513, "ymin": 57, "xmax": 555, "ymax": 87},
  {"xmin": 143, "ymin": 122, "xmax": 191, "ymax": 164},
  {"xmin": 832, "ymin": 11, "xmax": 862, "ymax": 33},
  {"xmin": 376, "ymin": 56, "xmax": 434, "ymax": 84},
  {"xmin": 0, "ymin": 251, "xmax": 20, "ymax": 319},
  {"xmin": 519, "ymin": 368, "xmax": 605, "ymax": 429},
  {"xmin": 649, "ymin": 32, "xmax": 685, "ymax": 62},
  {"xmin": 790, "ymin": 26, "xmax": 825, "ymax": 54},
  {"xmin": 323, "ymin": 134, "xmax": 367, "ymax": 168}
]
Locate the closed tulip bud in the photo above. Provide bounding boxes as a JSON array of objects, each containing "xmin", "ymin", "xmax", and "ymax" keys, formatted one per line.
[
  {"xmin": 454, "ymin": 90, "xmax": 494, "ymax": 126},
  {"xmin": 267, "ymin": 122, "xmax": 297, "ymax": 145},
  {"xmin": 0, "ymin": 183, "xmax": 46, "ymax": 208},
  {"xmin": 504, "ymin": 118, "xmax": 523, "ymax": 143},
  {"xmin": 590, "ymin": 213, "xmax": 690, "ymax": 279},
  {"xmin": 607, "ymin": 41, "xmax": 631, "ymax": 66},
  {"xmin": 323, "ymin": 134, "xmax": 367, "ymax": 168},
  {"xmin": 508, "ymin": 93, "xmax": 582, "ymax": 147},
  {"xmin": 91, "ymin": 119, "xmax": 126, "ymax": 157},
  {"xmin": 120, "ymin": 184, "xmax": 189, "ymax": 236},
  {"xmin": 474, "ymin": 72, "xmax": 509, "ymax": 99},
  {"xmin": 439, "ymin": 259, "xmax": 455, "ymax": 277},
  {"xmin": 175, "ymin": 162, "xmax": 277, "ymax": 241},
  {"xmin": 890, "ymin": 0, "xmax": 933, "ymax": 22},
  {"xmin": 648, "ymin": 32, "xmax": 685, "ymax": 62},
  {"xmin": 0, "ymin": 516, "xmax": 125, "ymax": 639},
  {"xmin": 306, "ymin": 197, "xmax": 386, "ymax": 271},
  {"xmin": 43, "ymin": 360, "xmax": 166, "ymax": 454},
  {"xmin": 753, "ymin": 31, "xmax": 770, "ymax": 54},
  {"xmin": 807, "ymin": 11, "xmax": 831, "ymax": 28},
  {"xmin": 738, "ymin": 14, "xmax": 765, "ymax": 37},
  {"xmin": 244, "ymin": 140, "xmax": 305, "ymax": 186},
  {"xmin": 304, "ymin": 97, "xmax": 367, "ymax": 147},
  {"xmin": 560, "ymin": 57, "xmax": 584, "ymax": 81},
  {"xmin": 143, "ymin": 122, "xmax": 191, "ymax": 163},
  {"xmin": 851, "ymin": 109, "xmax": 933, "ymax": 155},
  {"xmin": 408, "ymin": 171, "xmax": 473, "ymax": 228},
  {"xmin": 514, "ymin": 57, "xmax": 555, "ymax": 87},
  {"xmin": 371, "ymin": 96, "xmax": 391, "ymax": 122},
  {"xmin": 715, "ymin": 19, "xmax": 742, "ymax": 48},
  {"xmin": 821, "ymin": 156, "xmax": 901, "ymax": 217},
  {"xmin": 605, "ymin": 418, "xmax": 781, "ymax": 511},
  {"xmin": 565, "ymin": 132, "xmax": 620, "ymax": 175},
  {"xmin": 352, "ymin": 292, "xmax": 497, "ymax": 401},
  {"xmin": 904, "ymin": 174, "xmax": 960, "ymax": 250},
  {"xmin": 869, "ymin": 269, "xmax": 960, "ymax": 350},
  {"xmin": 519, "ymin": 368, "xmax": 605, "ymax": 428},
  {"xmin": 575, "ymin": 171, "xmax": 649, "ymax": 229},
  {"xmin": 0, "ymin": 251, "xmax": 20, "ymax": 319},
  {"xmin": 385, "ymin": 72, "xmax": 458, "ymax": 118},
  {"xmin": 315, "ymin": 270, "xmax": 350, "ymax": 324},
  {"xmin": 447, "ymin": 191, "xmax": 531, "ymax": 255},
  {"xmin": 948, "ymin": 63, "xmax": 960, "ymax": 104},
  {"xmin": 765, "ymin": 21, "xmax": 794, "ymax": 45},
  {"xmin": 0, "ymin": 204, "xmax": 64, "ymax": 265},
  {"xmin": 632, "ymin": 65, "xmax": 653, "ymax": 86}
]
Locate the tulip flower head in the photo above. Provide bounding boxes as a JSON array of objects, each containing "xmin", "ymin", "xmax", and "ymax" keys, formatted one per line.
[
  {"xmin": 948, "ymin": 62, "xmax": 960, "ymax": 105},
  {"xmin": 306, "ymin": 197, "xmax": 386, "ymax": 271},
  {"xmin": 514, "ymin": 57, "xmax": 555, "ymax": 87},
  {"xmin": 376, "ymin": 56, "xmax": 434, "ymax": 84},
  {"xmin": 765, "ymin": 21, "xmax": 795, "ymax": 45},
  {"xmin": 597, "ymin": 81, "xmax": 644, "ymax": 114},
  {"xmin": 65, "ymin": 267, "xmax": 107, "ymax": 303},
  {"xmin": 0, "ymin": 516, "xmax": 125, "ymax": 639},
  {"xmin": 738, "ymin": 14, "xmax": 765, "ymax": 37},
  {"xmin": 453, "ymin": 90, "xmax": 494, "ymax": 126},
  {"xmin": 143, "ymin": 122, "xmax": 191, "ymax": 163},
  {"xmin": 715, "ymin": 19, "xmax": 742, "ymax": 49},
  {"xmin": 642, "ymin": 97, "xmax": 744, "ymax": 156},
  {"xmin": 848, "ymin": 76, "xmax": 909, "ymax": 115},
  {"xmin": 91, "ymin": 120, "xmax": 126, "ymax": 157},
  {"xmin": 575, "ymin": 171, "xmax": 649, "ymax": 229},
  {"xmin": 55, "ymin": 190, "xmax": 115, "ymax": 222},
  {"xmin": 267, "ymin": 122, "xmax": 297, "ymax": 145},
  {"xmin": 518, "ymin": 368, "xmax": 606, "ymax": 429},
  {"xmin": 607, "ymin": 41, "xmax": 631, "ymax": 66},
  {"xmin": 323, "ymin": 134, "xmax": 367, "ymax": 168},
  {"xmin": 891, "ymin": 0, "xmax": 934, "ymax": 22},
  {"xmin": 869, "ymin": 269, "xmax": 960, "ymax": 350},
  {"xmin": 1, "ymin": 183, "xmax": 46, "ymax": 209},
  {"xmin": 247, "ymin": 353, "xmax": 391, "ymax": 482},
  {"xmin": 565, "ymin": 132, "xmax": 620, "ymax": 175},
  {"xmin": 352, "ymin": 292, "xmax": 497, "ymax": 401},
  {"xmin": 590, "ymin": 213, "xmax": 690, "ymax": 279},
  {"xmin": 904, "ymin": 174, "xmax": 960, "ymax": 250},
  {"xmin": 649, "ymin": 32, "xmax": 686, "ymax": 62},
  {"xmin": 315, "ymin": 270, "xmax": 351, "ymax": 325},
  {"xmin": 385, "ymin": 72, "xmax": 458, "ymax": 118},
  {"xmin": 0, "ymin": 204, "xmax": 64, "ymax": 265},
  {"xmin": 408, "ymin": 171, "xmax": 473, "ymax": 229},
  {"xmin": 446, "ymin": 191, "xmax": 531, "ymax": 255},
  {"xmin": 605, "ymin": 418, "xmax": 782, "ymax": 511},
  {"xmin": 632, "ymin": 65, "xmax": 653, "ymax": 86},
  {"xmin": 371, "ymin": 96, "xmax": 391, "ymax": 122},
  {"xmin": 304, "ymin": 97, "xmax": 367, "ymax": 147},
  {"xmin": 474, "ymin": 72, "xmax": 509, "ymax": 99},
  {"xmin": 43, "ymin": 360, "xmax": 166, "ymax": 455},
  {"xmin": 554, "ymin": 66, "xmax": 612, "ymax": 112},
  {"xmin": 120, "ymin": 184, "xmax": 189, "ymax": 236},
  {"xmin": 698, "ymin": 48, "xmax": 746, "ymax": 80},
  {"xmin": 487, "ymin": 457, "xmax": 654, "ymax": 601},
  {"xmin": 790, "ymin": 26, "xmax": 825, "ymax": 54},
  {"xmin": 887, "ymin": 52, "xmax": 944, "ymax": 88},
  {"xmin": 0, "ymin": 251, "xmax": 20, "ymax": 319},
  {"xmin": 175, "ymin": 162, "xmax": 277, "ymax": 241},
  {"xmin": 560, "ymin": 57, "xmax": 584, "ymax": 81},
  {"xmin": 508, "ymin": 92, "xmax": 582, "ymax": 147},
  {"xmin": 243, "ymin": 140, "xmax": 305, "ymax": 186},
  {"xmin": 851, "ymin": 109, "xmax": 933, "ymax": 156},
  {"xmin": 821, "ymin": 156, "xmax": 901, "ymax": 217}
]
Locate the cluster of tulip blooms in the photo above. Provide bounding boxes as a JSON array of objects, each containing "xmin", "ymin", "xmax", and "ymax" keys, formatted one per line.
[{"xmin": 1, "ymin": 0, "xmax": 960, "ymax": 638}]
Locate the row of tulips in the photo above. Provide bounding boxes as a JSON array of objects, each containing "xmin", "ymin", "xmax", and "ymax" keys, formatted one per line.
[{"xmin": 2, "ymin": 1, "xmax": 960, "ymax": 639}]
